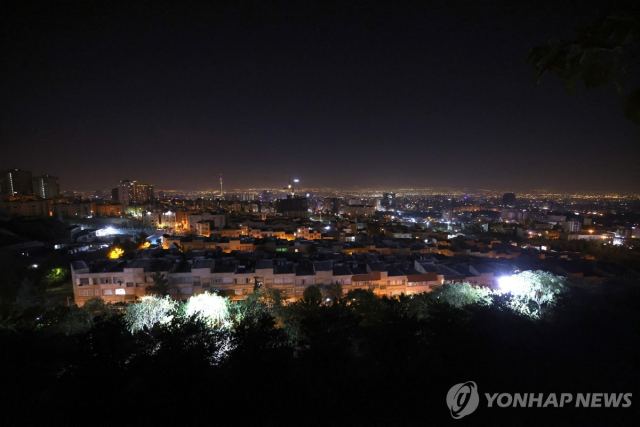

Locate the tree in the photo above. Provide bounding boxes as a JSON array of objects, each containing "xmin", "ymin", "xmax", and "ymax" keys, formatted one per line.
[
  {"xmin": 82, "ymin": 297, "xmax": 116, "ymax": 319},
  {"xmin": 231, "ymin": 288, "xmax": 283, "ymax": 326},
  {"xmin": 147, "ymin": 272, "xmax": 170, "ymax": 296},
  {"xmin": 527, "ymin": 7, "xmax": 640, "ymax": 124},
  {"xmin": 429, "ymin": 281, "xmax": 494, "ymax": 308},
  {"xmin": 124, "ymin": 295, "xmax": 177, "ymax": 333},
  {"xmin": 302, "ymin": 285, "xmax": 323, "ymax": 305},
  {"xmin": 184, "ymin": 292, "xmax": 231, "ymax": 328},
  {"xmin": 14, "ymin": 278, "xmax": 43, "ymax": 313},
  {"xmin": 326, "ymin": 283, "xmax": 343, "ymax": 303},
  {"xmin": 499, "ymin": 271, "xmax": 567, "ymax": 319},
  {"xmin": 43, "ymin": 267, "xmax": 69, "ymax": 288},
  {"xmin": 56, "ymin": 305, "xmax": 92, "ymax": 335}
]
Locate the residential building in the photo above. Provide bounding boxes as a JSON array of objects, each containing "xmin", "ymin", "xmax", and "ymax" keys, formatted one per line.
[
  {"xmin": 33, "ymin": 175, "xmax": 60, "ymax": 199},
  {"xmin": 135, "ymin": 184, "xmax": 154, "ymax": 202},
  {"xmin": 118, "ymin": 180, "xmax": 136, "ymax": 204},
  {"xmin": 0, "ymin": 169, "xmax": 34, "ymax": 196}
]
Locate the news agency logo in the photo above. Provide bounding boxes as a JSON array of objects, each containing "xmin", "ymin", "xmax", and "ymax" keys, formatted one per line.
[
  {"xmin": 446, "ymin": 381, "xmax": 633, "ymax": 419},
  {"xmin": 446, "ymin": 381, "xmax": 480, "ymax": 419}
]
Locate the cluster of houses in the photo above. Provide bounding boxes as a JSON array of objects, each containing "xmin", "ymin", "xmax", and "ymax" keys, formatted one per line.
[{"xmin": 70, "ymin": 244, "xmax": 625, "ymax": 306}]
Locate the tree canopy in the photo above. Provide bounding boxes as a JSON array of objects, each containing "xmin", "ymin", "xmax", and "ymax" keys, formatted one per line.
[{"xmin": 528, "ymin": 7, "xmax": 640, "ymax": 124}]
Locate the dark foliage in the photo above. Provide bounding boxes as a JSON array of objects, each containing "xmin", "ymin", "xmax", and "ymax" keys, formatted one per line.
[{"xmin": 1, "ymin": 282, "xmax": 639, "ymax": 426}]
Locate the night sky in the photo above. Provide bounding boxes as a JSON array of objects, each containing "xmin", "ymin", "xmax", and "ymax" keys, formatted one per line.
[{"xmin": 2, "ymin": 0, "xmax": 639, "ymax": 192}]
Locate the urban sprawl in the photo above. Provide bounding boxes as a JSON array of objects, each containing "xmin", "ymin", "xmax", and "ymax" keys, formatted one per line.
[{"xmin": 1, "ymin": 169, "xmax": 639, "ymax": 306}]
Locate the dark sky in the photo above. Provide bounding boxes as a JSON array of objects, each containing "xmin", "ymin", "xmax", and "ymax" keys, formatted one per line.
[{"xmin": 2, "ymin": 0, "xmax": 639, "ymax": 192}]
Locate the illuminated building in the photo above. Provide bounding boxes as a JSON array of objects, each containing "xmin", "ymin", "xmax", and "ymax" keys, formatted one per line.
[
  {"xmin": 33, "ymin": 175, "xmax": 60, "ymax": 199},
  {"xmin": 341, "ymin": 204, "xmax": 376, "ymax": 217},
  {"xmin": 118, "ymin": 179, "xmax": 136, "ymax": 204},
  {"xmin": 0, "ymin": 169, "xmax": 34, "ymax": 196},
  {"xmin": 135, "ymin": 183, "xmax": 154, "ymax": 202},
  {"xmin": 0, "ymin": 198, "xmax": 51, "ymax": 217},
  {"xmin": 188, "ymin": 211, "xmax": 228, "ymax": 234},
  {"xmin": 94, "ymin": 202, "xmax": 124, "ymax": 217},
  {"xmin": 561, "ymin": 220, "xmax": 581, "ymax": 232}
]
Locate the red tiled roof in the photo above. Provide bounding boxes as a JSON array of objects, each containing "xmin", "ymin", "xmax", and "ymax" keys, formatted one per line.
[
  {"xmin": 407, "ymin": 273, "xmax": 438, "ymax": 282},
  {"xmin": 352, "ymin": 271, "xmax": 381, "ymax": 281}
]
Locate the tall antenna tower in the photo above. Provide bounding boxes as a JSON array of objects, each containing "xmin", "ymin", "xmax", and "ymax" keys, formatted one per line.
[
  {"xmin": 283, "ymin": 177, "xmax": 300, "ymax": 197},
  {"xmin": 219, "ymin": 174, "xmax": 223, "ymax": 197}
]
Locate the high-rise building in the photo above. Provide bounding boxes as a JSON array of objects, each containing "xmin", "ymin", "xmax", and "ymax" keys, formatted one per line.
[
  {"xmin": 502, "ymin": 193, "xmax": 516, "ymax": 207},
  {"xmin": 118, "ymin": 180, "xmax": 136, "ymax": 204},
  {"xmin": 33, "ymin": 175, "xmax": 60, "ymax": 199},
  {"xmin": 135, "ymin": 184, "xmax": 154, "ymax": 202},
  {"xmin": 111, "ymin": 188, "xmax": 119, "ymax": 201},
  {"xmin": 276, "ymin": 195, "xmax": 309, "ymax": 218},
  {"xmin": 0, "ymin": 169, "xmax": 34, "ymax": 196},
  {"xmin": 381, "ymin": 192, "xmax": 396, "ymax": 209}
]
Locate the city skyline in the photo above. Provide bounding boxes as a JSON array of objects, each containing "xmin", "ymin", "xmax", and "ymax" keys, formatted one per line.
[
  {"xmin": 2, "ymin": 3, "xmax": 640, "ymax": 425},
  {"xmin": 2, "ymin": 1, "xmax": 640, "ymax": 192}
]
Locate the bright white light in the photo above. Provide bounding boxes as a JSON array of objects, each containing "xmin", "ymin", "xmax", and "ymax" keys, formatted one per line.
[
  {"xmin": 293, "ymin": 179, "xmax": 299, "ymax": 183},
  {"xmin": 97, "ymin": 226, "xmax": 117, "ymax": 237},
  {"xmin": 498, "ymin": 275, "xmax": 526, "ymax": 295}
]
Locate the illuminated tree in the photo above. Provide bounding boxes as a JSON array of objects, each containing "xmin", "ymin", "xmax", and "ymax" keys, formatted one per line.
[
  {"xmin": 44, "ymin": 267, "xmax": 69, "ymax": 287},
  {"xmin": 499, "ymin": 271, "xmax": 567, "ymax": 319},
  {"xmin": 184, "ymin": 292, "xmax": 231, "ymax": 328},
  {"xmin": 429, "ymin": 281, "xmax": 494, "ymax": 308},
  {"xmin": 124, "ymin": 295, "xmax": 177, "ymax": 333}
]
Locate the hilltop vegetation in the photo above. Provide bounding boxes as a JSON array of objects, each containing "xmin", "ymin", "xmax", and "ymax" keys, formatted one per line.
[{"xmin": 1, "ymin": 274, "xmax": 639, "ymax": 426}]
